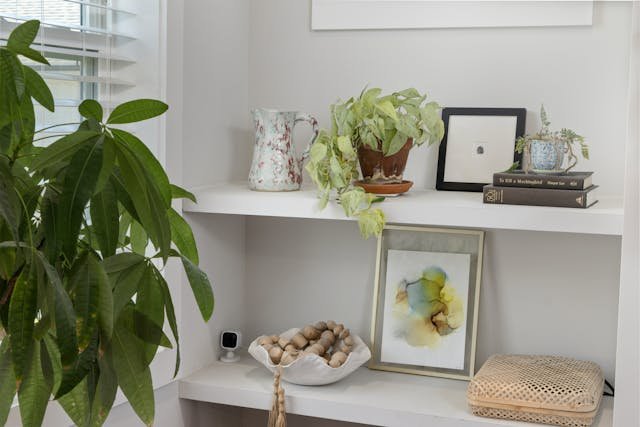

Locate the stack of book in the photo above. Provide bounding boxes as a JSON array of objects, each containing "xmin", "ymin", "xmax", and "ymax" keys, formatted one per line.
[{"xmin": 483, "ymin": 171, "xmax": 598, "ymax": 209}]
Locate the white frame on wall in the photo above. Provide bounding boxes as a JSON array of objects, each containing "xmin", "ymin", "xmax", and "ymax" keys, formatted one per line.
[{"xmin": 311, "ymin": 0, "xmax": 594, "ymax": 31}]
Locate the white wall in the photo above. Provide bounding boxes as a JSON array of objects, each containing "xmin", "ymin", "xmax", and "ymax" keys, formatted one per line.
[
  {"xmin": 179, "ymin": 0, "xmax": 252, "ymax": 379},
  {"xmin": 249, "ymin": 0, "xmax": 631, "ymax": 196},
  {"xmin": 182, "ymin": 0, "xmax": 252, "ymax": 188},
  {"xmin": 244, "ymin": 217, "xmax": 621, "ymax": 382}
]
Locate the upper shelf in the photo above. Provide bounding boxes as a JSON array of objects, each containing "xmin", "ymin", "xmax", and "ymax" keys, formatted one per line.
[
  {"xmin": 183, "ymin": 183, "xmax": 624, "ymax": 236},
  {"xmin": 179, "ymin": 358, "xmax": 613, "ymax": 427}
]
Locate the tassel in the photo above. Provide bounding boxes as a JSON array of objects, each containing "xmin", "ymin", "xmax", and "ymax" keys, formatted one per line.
[{"xmin": 268, "ymin": 368, "xmax": 286, "ymax": 427}]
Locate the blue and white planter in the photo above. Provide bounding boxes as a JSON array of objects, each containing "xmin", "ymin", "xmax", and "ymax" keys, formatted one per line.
[{"xmin": 529, "ymin": 139, "xmax": 565, "ymax": 174}]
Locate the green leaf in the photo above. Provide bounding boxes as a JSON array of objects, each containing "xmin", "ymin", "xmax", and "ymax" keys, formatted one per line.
[
  {"xmin": 9, "ymin": 267, "xmax": 38, "ymax": 380},
  {"xmin": 136, "ymin": 268, "xmax": 165, "ymax": 365},
  {"xmin": 309, "ymin": 141, "xmax": 328, "ymax": 163},
  {"xmin": 70, "ymin": 253, "xmax": 107, "ymax": 350},
  {"xmin": 0, "ymin": 158, "xmax": 20, "ymax": 240},
  {"xmin": 0, "ymin": 340, "xmax": 17, "ymax": 426},
  {"xmin": 112, "ymin": 311, "xmax": 155, "ymax": 425},
  {"xmin": 58, "ymin": 379, "xmax": 90, "ymax": 426},
  {"xmin": 168, "ymin": 208, "xmax": 199, "ymax": 265},
  {"xmin": 328, "ymin": 155, "xmax": 346, "ymax": 189},
  {"xmin": 23, "ymin": 66, "xmax": 54, "ymax": 112},
  {"xmin": 155, "ymin": 271, "xmax": 180, "ymax": 377},
  {"xmin": 88, "ymin": 351, "xmax": 117, "ymax": 427},
  {"xmin": 395, "ymin": 88, "xmax": 421, "ymax": 99},
  {"xmin": 130, "ymin": 220, "xmax": 148, "ymax": 255},
  {"xmin": 133, "ymin": 310, "xmax": 172, "ymax": 349},
  {"xmin": 107, "ymin": 99, "xmax": 168, "ymax": 125},
  {"xmin": 90, "ymin": 181, "xmax": 119, "ymax": 257},
  {"xmin": 170, "ymin": 184, "xmax": 196, "ymax": 203},
  {"xmin": 111, "ymin": 261, "xmax": 146, "ymax": 319},
  {"xmin": 374, "ymin": 99, "xmax": 398, "ymax": 122},
  {"xmin": 94, "ymin": 136, "xmax": 116, "ymax": 194},
  {"xmin": 361, "ymin": 87, "xmax": 381, "ymax": 103},
  {"xmin": 0, "ymin": 49, "xmax": 26, "ymax": 100},
  {"xmin": 111, "ymin": 128, "xmax": 171, "ymax": 207},
  {"xmin": 40, "ymin": 191, "xmax": 59, "ymax": 262},
  {"xmin": 55, "ymin": 333, "xmax": 98, "ymax": 399},
  {"xmin": 30, "ymin": 130, "xmax": 99, "ymax": 171},
  {"xmin": 357, "ymin": 208, "xmax": 386, "ymax": 239},
  {"xmin": 42, "ymin": 334, "xmax": 62, "ymax": 396},
  {"xmin": 18, "ymin": 340, "xmax": 53, "ymax": 427},
  {"xmin": 385, "ymin": 131, "xmax": 409, "ymax": 156},
  {"xmin": 339, "ymin": 187, "xmax": 366, "ymax": 217},
  {"xmin": 7, "ymin": 21, "xmax": 39, "ymax": 49},
  {"xmin": 115, "ymin": 145, "xmax": 171, "ymax": 261},
  {"xmin": 180, "ymin": 255, "xmax": 214, "ymax": 321},
  {"xmin": 6, "ymin": 21, "xmax": 49, "ymax": 65},
  {"xmin": 79, "ymin": 99, "xmax": 103, "ymax": 122},
  {"xmin": 109, "ymin": 172, "xmax": 140, "ymax": 223},
  {"xmin": 97, "ymin": 260, "xmax": 114, "ymax": 341},
  {"xmin": 102, "ymin": 253, "xmax": 146, "ymax": 276},
  {"xmin": 336, "ymin": 136, "xmax": 355, "ymax": 157},
  {"xmin": 57, "ymin": 137, "xmax": 104, "ymax": 260},
  {"xmin": 16, "ymin": 48, "xmax": 49, "ymax": 65}
]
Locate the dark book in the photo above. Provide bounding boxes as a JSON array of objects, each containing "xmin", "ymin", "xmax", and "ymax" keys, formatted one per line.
[
  {"xmin": 493, "ymin": 171, "xmax": 594, "ymax": 190},
  {"xmin": 483, "ymin": 185, "xmax": 599, "ymax": 209}
]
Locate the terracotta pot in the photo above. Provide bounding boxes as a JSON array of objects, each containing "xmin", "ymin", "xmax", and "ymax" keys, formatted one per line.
[{"xmin": 357, "ymin": 138, "xmax": 413, "ymax": 184}]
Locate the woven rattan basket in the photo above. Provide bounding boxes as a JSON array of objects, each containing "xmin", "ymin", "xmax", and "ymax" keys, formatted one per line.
[{"xmin": 467, "ymin": 355, "xmax": 604, "ymax": 427}]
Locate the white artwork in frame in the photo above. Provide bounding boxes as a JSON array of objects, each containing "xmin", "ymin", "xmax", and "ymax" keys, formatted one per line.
[
  {"xmin": 443, "ymin": 115, "xmax": 518, "ymax": 185},
  {"xmin": 380, "ymin": 249, "xmax": 471, "ymax": 370},
  {"xmin": 312, "ymin": 0, "xmax": 594, "ymax": 31},
  {"xmin": 369, "ymin": 225, "xmax": 484, "ymax": 380},
  {"xmin": 436, "ymin": 107, "xmax": 526, "ymax": 192}
]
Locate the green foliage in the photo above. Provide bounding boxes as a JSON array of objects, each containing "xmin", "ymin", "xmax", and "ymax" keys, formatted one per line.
[
  {"xmin": 515, "ymin": 105, "xmax": 589, "ymax": 171},
  {"xmin": 0, "ymin": 21, "xmax": 213, "ymax": 427},
  {"xmin": 306, "ymin": 87, "xmax": 443, "ymax": 238},
  {"xmin": 331, "ymin": 86, "xmax": 444, "ymax": 156}
]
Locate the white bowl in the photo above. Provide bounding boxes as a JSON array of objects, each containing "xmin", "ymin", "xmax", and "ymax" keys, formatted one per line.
[{"xmin": 248, "ymin": 328, "xmax": 372, "ymax": 386}]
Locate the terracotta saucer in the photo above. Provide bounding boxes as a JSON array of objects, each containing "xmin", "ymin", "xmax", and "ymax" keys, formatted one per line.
[{"xmin": 354, "ymin": 180, "xmax": 413, "ymax": 197}]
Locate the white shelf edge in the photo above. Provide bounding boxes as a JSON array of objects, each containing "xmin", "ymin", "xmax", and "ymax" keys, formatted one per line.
[
  {"xmin": 178, "ymin": 358, "xmax": 613, "ymax": 427},
  {"xmin": 182, "ymin": 183, "xmax": 624, "ymax": 236}
]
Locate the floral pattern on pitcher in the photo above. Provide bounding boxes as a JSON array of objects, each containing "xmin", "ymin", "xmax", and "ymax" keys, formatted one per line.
[{"xmin": 249, "ymin": 109, "xmax": 319, "ymax": 191}]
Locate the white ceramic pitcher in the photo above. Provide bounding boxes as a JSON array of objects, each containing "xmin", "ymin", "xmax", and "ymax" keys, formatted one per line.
[{"xmin": 248, "ymin": 108, "xmax": 319, "ymax": 191}]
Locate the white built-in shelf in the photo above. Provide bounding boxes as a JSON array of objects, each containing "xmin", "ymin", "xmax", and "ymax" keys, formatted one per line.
[
  {"xmin": 183, "ymin": 183, "xmax": 623, "ymax": 236},
  {"xmin": 178, "ymin": 358, "xmax": 613, "ymax": 427}
]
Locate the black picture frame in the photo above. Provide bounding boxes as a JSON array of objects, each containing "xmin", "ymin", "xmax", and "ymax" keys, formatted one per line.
[{"xmin": 436, "ymin": 107, "xmax": 526, "ymax": 192}]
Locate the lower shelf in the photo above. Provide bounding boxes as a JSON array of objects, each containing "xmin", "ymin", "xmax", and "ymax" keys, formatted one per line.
[{"xmin": 178, "ymin": 357, "xmax": 613, "ymax": 427}]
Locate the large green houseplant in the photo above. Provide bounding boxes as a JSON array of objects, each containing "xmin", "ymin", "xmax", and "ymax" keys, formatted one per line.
[
  {"xmin": 306, "ymin": 87, "xmax": 444, "ymax": 238},
  {"xmin": 0, "ymin": 21, "xmax": 213, "ymax": 426}
]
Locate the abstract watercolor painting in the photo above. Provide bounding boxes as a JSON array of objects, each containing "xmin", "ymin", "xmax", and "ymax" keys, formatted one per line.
[{"xmin": 380, "ymin": 249, "xmax": 471, "ymax": 370}]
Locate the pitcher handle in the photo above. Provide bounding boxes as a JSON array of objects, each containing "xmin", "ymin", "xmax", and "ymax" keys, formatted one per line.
[
  {"xmin": 564, "ymin": 149, "xmax": 578, "ymax": 173},
  {"xmin": 295, "ymin": 113, "xmax": 319, "ymax": 162}
]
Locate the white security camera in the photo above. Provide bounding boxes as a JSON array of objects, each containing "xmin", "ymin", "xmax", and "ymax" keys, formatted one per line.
[{"xmin": 220, "ymin": 330, "xmax": 242, "ymax": 362}]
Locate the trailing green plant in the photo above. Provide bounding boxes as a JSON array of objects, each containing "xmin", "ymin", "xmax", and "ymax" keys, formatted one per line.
[
  {"xmin": 0, "ymin": 20, "xmax": 213, "ymax": 426},
  {"xmin": 306, "ymin": 131, "xmax": 386, "ymax": 238},
  {"xmin": 306, "ymin": 87, "xmax": 444, "ymax": 238},
  {"xmin": 515, "ymin": 105, "xmax": 589, "ymax": 170}
]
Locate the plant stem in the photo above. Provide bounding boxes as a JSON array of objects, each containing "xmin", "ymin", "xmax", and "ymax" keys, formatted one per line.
[
  {"xmin": 32, "ymin": 134, "xmax": 66, "ymax": 143},
  {"xmin": 34, "ymin": 122, "xmax": 81, "ymax": 134}
]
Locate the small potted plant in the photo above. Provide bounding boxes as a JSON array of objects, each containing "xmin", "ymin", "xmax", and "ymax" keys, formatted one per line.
[
  {"xmin": 305, "ymin": 87, "xmax": 444, "ymax": 238},
  {"xmin": 516, "ymin": 105, "xmax": 589, "ymax": 174}
]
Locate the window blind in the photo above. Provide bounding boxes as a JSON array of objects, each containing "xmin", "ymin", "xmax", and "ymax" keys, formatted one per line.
[{"xmin": 0, "ymin": 0, "xmax": 139, "ymax": 133}]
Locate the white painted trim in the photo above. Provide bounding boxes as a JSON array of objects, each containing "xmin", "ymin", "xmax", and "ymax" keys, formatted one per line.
[{"xmin": 311, "ymin": 0, "xmax": 593, "ymax": 30}]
